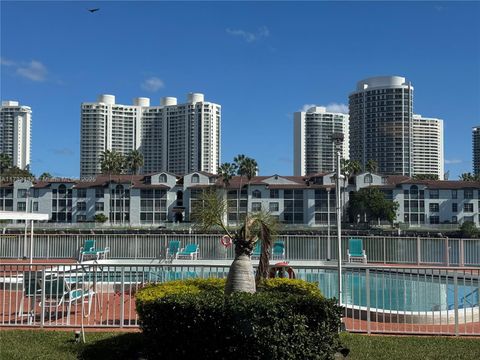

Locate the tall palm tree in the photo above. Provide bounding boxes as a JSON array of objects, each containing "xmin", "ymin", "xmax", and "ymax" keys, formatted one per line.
[
  {"xmin": 340, "ymin": 159, "xmax": 361, "ymax": 219},
  {"xmin": 126, "ymin": 150, "xmax": 144, "ymax": 175},
  {"xmin": 234, "ymin": 154, "xmax": 247, "ymax": 225},
  {"xmin": 365, "ymin": 159, "xmax": 378, "ymax": 174},
  {"xmin": 0, "ymin": 153, "xmax": 12, "ymax": 174},
  {"xmin": 39, "ymin": 172, "xmax": 53, "ymax": 181},
  {"xmin": 242, "ymin": 157, "xmax": 258, "ymax": 214},
  {"xmin": 459, "ymin": 172, "xmax": 479, "ymax": 181},
  {"xmin": 191, "ymin": 190, "xmax": 277, "ymax": 294},
  {"xmin": 99, "ymin": 150, "xmax": 124, "ymax": 175}
]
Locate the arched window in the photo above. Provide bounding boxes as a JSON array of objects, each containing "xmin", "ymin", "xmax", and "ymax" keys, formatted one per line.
[
  {"xmin": 58, "ymin": 184, "xmax": 66, "ymax": 194},
  {"xmin": 159, "ymin": 174, "xmax": 167, "ymax": 183},
  {"xmin": 191, "ymin": 174, "xmax": 200, "ymax": 183},
  {"xmin": 364, "ymin": 174, "xmax": 373, "ymax": 184},
  {"xmin": 252, "ymin": 190, "xmax": 262, "ymax": 199}
]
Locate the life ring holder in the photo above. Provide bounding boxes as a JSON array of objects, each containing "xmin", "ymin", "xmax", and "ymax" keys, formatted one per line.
[
  {"xmin": 220, "ymin": 235, "xmax": 233, "ymax": 248},
  {"xmin": 269, "ymin": 262, "xmax": 296, "ymax": 279}
]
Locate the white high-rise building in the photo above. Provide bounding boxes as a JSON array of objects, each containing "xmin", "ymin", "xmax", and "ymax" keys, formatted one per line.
[
  {"xmin": 412, "ymin": 114, "xmax": 444, "ymax": 180},
  {"xmin": 0, "ymin": 101, "xmax": 32, "ymax": 170},
  {"xmin": 142, "ymin": 93, "xmax": 221, "ymax": 175},
  {"xmin": 294, "ymin": 106, "xmax": 349, "ymax": 176},
  {"xmin": 80, "ymin": 93, "xmax": 221, "ymax": 178},
  {"xmin": 474, "ymin": 126, "xmax": 480, "ymax": 175},
  {"xmin": 349, "ymin": 76, "xmax": 414, "ymax": 175}
]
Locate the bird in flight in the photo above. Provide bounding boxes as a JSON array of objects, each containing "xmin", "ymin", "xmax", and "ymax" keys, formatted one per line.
[{"xmin": 88, "ymin": 8, "xmax": 100, "ymax": 13}]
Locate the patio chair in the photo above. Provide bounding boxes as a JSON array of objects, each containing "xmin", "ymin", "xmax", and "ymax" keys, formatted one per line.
[
  {"xmin": 166, "ymin": 240, "xmax": 181, "ymax": 260},
  {"xmin": 177, "ymin": 244, "xmax": 200, "ymax": 260},
  {"xmin": 39, "ymin": 276, "xmax": 95, "ymax": 324},
  {"xmin": 347, "ymin": 238, "xmax": 367, "ymax": 263},
  {"xmin": 272, "ymin": 241, "xmax": 285, "ymax": 260},
  {"xmin": 79, "ymin": 239, "xmax": 110, "ymax": 262}
]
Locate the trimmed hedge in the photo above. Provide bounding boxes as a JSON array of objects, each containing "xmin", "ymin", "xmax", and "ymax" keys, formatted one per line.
[{"xmin": 136, "ymin": 278, "xmax": 341, "ymax": 360}]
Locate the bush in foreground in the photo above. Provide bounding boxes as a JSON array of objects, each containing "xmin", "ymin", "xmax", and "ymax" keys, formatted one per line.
[{"xmin": 136, "ymin": 278, "xmax": 342, "ymax": 360}]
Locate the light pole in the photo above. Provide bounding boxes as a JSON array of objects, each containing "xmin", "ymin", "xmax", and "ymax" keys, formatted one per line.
[{"xmin": 331, "ymin": 132, "xmax": 344, "ymax": 308}]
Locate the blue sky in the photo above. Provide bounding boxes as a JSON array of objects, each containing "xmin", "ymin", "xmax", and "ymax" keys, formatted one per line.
[{"xmin": 1, "ymin": 1, "xmax": 479, "ymax": 179}]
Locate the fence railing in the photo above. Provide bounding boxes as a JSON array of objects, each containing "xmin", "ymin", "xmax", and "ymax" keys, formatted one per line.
[
  {"xmin": 0, "ymin": 262, "xmax": 478, "ymax": 335},
  {"xmin": 1, "ymin": 234, "xmax": 479, "ymax": 266}
]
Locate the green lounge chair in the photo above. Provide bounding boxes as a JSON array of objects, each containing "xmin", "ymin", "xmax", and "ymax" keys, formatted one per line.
[
  {"xmin": 272, "ymin": 241, "xmax": 285, "ymax": 260},
  {"xmin": 251, "ymin": 241, "xmax": 261, "ymax": 259},
  {"xmin": 79, "ymin": 239, "xmax": 110, "ymax": 262},
  {"xmin": 166, "ymin": 240, "xmax": 181, "ymax": 259},
  {"xmin": 347, "ymin": 238, "xmax": 367, "ymax": 263},
  {"xmin": 177, "ymin": 244, "xmax": 200, "ymax": 260}
]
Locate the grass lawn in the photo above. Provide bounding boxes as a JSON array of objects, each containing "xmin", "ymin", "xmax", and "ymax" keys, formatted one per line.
[{"xmin": 0, "ymin": 330, "xmax": 479, "ymax": 359}]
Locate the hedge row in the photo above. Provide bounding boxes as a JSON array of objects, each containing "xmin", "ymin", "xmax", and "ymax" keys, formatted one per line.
[{"xmin": 136, "ymin": 278, "xmax": 342, "ymax": 360}]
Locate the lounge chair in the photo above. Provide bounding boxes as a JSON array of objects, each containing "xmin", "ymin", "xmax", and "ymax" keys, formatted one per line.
[
  {"xmin": 79, "ymin": 239, "xmax": 110, "ymax": 262},
  {"xmin": 166, "ymin": 240, "xmax": 181, "ymax": 260},
  {"xmin": 251, "ymin": 241, "xmax": 261, "ymax": 259},
  {"xmin": 272, "ymin": 241, "xmax": 285, "ymax": 260},
  {"xmin": 39, "ymin": 276, "xmax": 95, "ymax": 324},
  {"xmin": 347, "ymin": 238, "xmax": 367, "ymax": 263},
  {"xmin": 177, "ymin": 244, "xmax": 200, "ymax": 260}
]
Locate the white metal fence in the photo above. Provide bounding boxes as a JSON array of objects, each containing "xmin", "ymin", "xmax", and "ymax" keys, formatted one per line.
[
  {"xmin": 0, "ymin": 263, "xmax": 478, "ymax": 335},
  {"xmin": 1, "ymin": 234, "xmax": 479, "ymax": 266}
]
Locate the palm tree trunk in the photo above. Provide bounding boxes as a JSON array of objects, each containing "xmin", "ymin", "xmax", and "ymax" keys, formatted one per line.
[{"xmin": 225, "ymin": 253, "xmax": 256, "ymax": 295}]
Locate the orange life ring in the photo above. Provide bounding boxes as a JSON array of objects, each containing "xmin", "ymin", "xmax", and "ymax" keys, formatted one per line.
[
  {"xmin": 221, "ymin": 235, "xmax": 233, "ymax": 247},
  {"xmin": 269, "ymin": 263, "xmax": 295, "ymax": 279}
]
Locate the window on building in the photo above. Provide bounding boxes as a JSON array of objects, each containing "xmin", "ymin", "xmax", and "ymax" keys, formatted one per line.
[
  {"xmin": 17, "ymin": 202, "xmax": 26, "ymax": 211},
  {"xmin": 17, "ymin": 189, "xmax": 28, "ymax": 198},
  {"xmin": 429, "ymin": 189, "xmax": 439, "ymax": 199},
  {"xmin": 429, "ymin": 203, "xmax": 439, "ymax": 212},
  {"xmin": 191, "ymin": 174, "xmax": 200, "ymax": 183},
  {"xmin": 464, "ymin": 189, "xmax": 474, "ymax": 199},
  {"xmin": 77, "ymin": 201, "xmax": 86, "ymax": 211},
  {"xmin": 252, "ymin": 190, "xmax": 261, "ymax": 199},
  {"xmin": 452, "ymin": 203, "xmax": 458, "ymax": 212},
  {"xmin": 159, "ymin": 174, "xmax": 167, "ymax": 183},
  {"xmin": 77, "ymin": 215, "xmax": 86, "ymax": 222},
  {"xmin": 95, "ymin": 202, "xmax": 104, "ymax": 211},
  {"xmin": 32, "ymin": 202, "xmax": 38, "ymax": 212},
  {"xmin": 252, "ymin": 202, "xmax": 262, "ymax": 212},
  {"xmin": 452, "ymin": 216, "xmax": 458, "ymax": 224},
  {"xmin": 429, "ymin": 216, "xmax": 439, "ymax": 224},
  {"xmin": 77, "ymin": 189, "xmax": 87, "ymax": 198},
  {"xmin": 451, "ymin": 190, "xmax": 457, "ymax": 199},
  {"xmin": 95, "ymin": 188, "xmax": 104, "ymax": 198},
  {"xmin": 364, "ymin": 174, "xmax": 373, "ymax": 184},
  {"xmin": 464, "ymin": 203, "xmax": 474, "ymax": 212},
  {"xmin": 269, "ymin": 202, "xmax": 279, "ymax": 212}
]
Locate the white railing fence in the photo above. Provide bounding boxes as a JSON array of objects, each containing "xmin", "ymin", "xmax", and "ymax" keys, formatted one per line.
[
  {"xmin": 0, "ymin": 263, "xmax": 478, "ymax": 335},
  {"xmin": 1, "ymin": 234, "xmax": 479, "ymax": 266}
]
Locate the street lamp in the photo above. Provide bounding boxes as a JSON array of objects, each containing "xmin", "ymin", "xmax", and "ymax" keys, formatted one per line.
[{"xmin": 331, "ymin": 132, "xmax": 344, "ymax": 308}]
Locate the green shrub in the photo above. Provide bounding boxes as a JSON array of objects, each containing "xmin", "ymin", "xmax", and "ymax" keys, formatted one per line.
[{"xmin": 136, "ymin": 278, "xmax": 341, "ymax": 360}]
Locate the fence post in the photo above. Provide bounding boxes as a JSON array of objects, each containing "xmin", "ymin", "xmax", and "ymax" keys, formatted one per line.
[
  {"xmin": 459, "ymin": 239, "xmax": 465, "ymax": 267},
  {"xmin": 46, "ymin": 235, "xmax": 50, "ymax": 260},
  {"xmin": 445, "ymin": 237, "xmax": 450, "ymax": 266},
  {"xmin": 366, "ymin": 268, "xmax": 371, "ymax": 334},
  {"xmin": 120, "ymin": 267, "xmax": 125, "ymax": 328},
  {"xmin": 453, "ymin": 272, "xmax": 459, "ymax": 336},
  {"xmin": 416, "ymin": 237, "xmax": 421, "ymax": 265},
  {"xmin": 40, "ymin": 268, "xmax": 46, "ymax": 328},
  {"xmin": 383, "ymin": 237, "xmax": 386, "ymax": 264},
  {"xmin": 135, "ymin": 235, "xmax": 138, "ymax": 260}
]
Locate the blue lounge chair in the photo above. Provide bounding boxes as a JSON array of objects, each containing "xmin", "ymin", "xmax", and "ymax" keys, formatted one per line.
[
  {"xmin": 348, "ymin": 238, "xmax": 367, "ymax": 263},
  {"xmin": 79, "ymin": 239, "xmax": 110, "ymax": 262},
  {"xmin": 251, "ymin": 241, "xmax": 261, "ymax": 259},
  {"xmin": 166, "ymin": 240, "xmax": 181, "ymax": 260},
  {"xmin": 272, "ymin": 241, "xmax": 285, "ymax": 260},
  {"xmin": 177, "ymin": 244, "xmax": 200, "ymax": 260}
]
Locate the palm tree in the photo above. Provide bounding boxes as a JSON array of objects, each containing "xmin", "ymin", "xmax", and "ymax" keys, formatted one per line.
[
  {"xmin": 234, "ymin": 154, "xmax": 247, "ymax": 225},
  {"xmin": 99, "ymin": 150, "xmax": 124, "ymax": 175},
  {"xmin": 242, "ymin": 157, "xmax": 258, "ymax": 214},
  {"xmin": 340, "ymin": 159, "xmax": 361, "ymax": 219},
  {"xmin": 125, "ymin": 150, "xmax": 144, "ymax": 175},
  {"xmin": 0, "ymin": 153, "xmax": 12, "ymax": 174},
  {"xmin": 191, "ymin": 190, "xmax": 277, "ymax": 294},
  {"xmin": 39, "ymin": 172, "xmax": 53, "ymax": 181},
  {"xmin": 365, "ymin": 159, "xmax": 378, "ymax": 174},
  {"xmin": 459, "ymin": 172, "xmax": 479, "ymax": 181},
  {"xmin": 218, "ymin": 162, "xmax": 237, "ymax": 189}
]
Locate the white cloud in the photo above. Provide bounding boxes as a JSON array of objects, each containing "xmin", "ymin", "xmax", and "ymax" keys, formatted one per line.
[
  {"xmin": 299, "ymin": 103, "xmax": 349, "ymax": 114},
  {"xmin": 16, "ymin": 60, "xmax": 47, "ymax": 81},
  {"xmin": 325, "ymin": 103, "xmax": 349, "ymax": 113},
  {"xmin": 445, "ymin": 159, "xmax": 463, "ymax": 165},
  {"xmin": 226, "ymin": 26, "xmax": 270, "ymax": 43},
  {"xmin": 0, "ymin": 57, "xmax": 16, "ymax": 66},
  {"xmin": 141, "ymin": 77, "xmax": 165, "ymax": 92}
]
